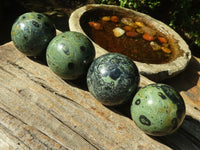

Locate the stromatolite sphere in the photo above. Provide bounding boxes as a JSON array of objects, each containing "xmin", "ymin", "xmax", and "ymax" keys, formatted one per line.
[
  {"xmin": 11, "ymin": 12, "xmax": 56, "ymax": 56},
  {"xmin": 131, "ymin": 83, "xmax": 186, "ymax": 136},
  {"xmin": 87, "ymin": 53, "xmax": 140, "ymax": 106},
  {"xmin": 46, "ymin": 31, "xmax": 95, "ymax": 80}
]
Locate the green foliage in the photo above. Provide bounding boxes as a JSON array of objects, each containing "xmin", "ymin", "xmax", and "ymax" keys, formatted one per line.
[
  {"xmin": 94, "ymin": 0, "xmax": 117, "ymax": 5},
  {"xmin": 119, "ymin": 0, "xmax": 161, "ymax": 11},
  {"xmin": 95, "ymin": 0, "xmax": 200, "ymax": 56},
  {"xmin": 95, "ymin": 0, "xmax": 161, "ymax": 12},
  {"xmin": 167, "ymin": 0, "xmax": 200, "ymax": 50}
]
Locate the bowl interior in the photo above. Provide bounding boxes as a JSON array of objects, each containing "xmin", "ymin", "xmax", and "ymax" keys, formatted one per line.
[{"xmin": 80, "ymin": 7, "xmax": 184, "ymax": 64}]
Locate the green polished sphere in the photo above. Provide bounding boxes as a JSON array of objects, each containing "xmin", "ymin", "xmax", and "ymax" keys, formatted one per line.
[
  {"xmin": 131, "ymin": 83, "xmax": 186, "ymax": 136},
  {"xmin": 46, "ymin": 31, "xmax": 95, "ymax": 80},
  {"xmin": 87, "ymin": 53, "xmax": 140, "ymax": 106},
  {"xmin": 11, "ymin": 12, "xmax": 56, "ymax": 56}
]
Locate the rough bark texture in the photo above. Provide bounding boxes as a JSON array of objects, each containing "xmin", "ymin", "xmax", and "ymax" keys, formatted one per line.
[{"xmin": 0, "ymin": 41, "xmax": 200, "ymax": 150}]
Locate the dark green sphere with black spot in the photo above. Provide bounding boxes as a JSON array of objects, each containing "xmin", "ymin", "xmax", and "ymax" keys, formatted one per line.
[
  {"xmin": 11, "ymin": 12, "xmax": 56, "ymax": 56},
  {"xmin": 46, "ymin": 31, "xmax": 95, "ymax": 80},
  {"xmin": 87, "ymin": 53, "xmax": 140, "ymax": 106},
  {"xmin": 131, "ymin": 83, "xmax": 186, "ymax": 136}
]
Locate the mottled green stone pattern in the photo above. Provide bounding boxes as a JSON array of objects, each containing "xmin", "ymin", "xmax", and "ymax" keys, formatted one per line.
[
  {"xmin": 11, "ymin": 12, "xmax": 56, "ymax": 56},
  {"xmin": 87, "ymin": 53, "xmax": 140, "ymax": 106},
  {"xmin": 46, "ymin": 31, "xmax": 95, "ymax": 80},
  {"xmin": 131, "ymin": 83, "xmax": 186, "ymax": 136}
]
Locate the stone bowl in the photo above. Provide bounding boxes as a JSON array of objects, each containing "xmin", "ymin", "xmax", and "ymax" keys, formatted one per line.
[{"xmin": 69, "ymin": 4, "xmax": 191, "ymax": 81}]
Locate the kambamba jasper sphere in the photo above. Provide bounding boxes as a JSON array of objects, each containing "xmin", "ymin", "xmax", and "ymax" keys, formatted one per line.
[
  {"xmin": 11, "ymin": 12, "xmax": 56, "ymax": 56},
  {"xmin": 46, "ymin": 31, "xmax": 95, "ymax": 80},
  {"xmin": 131, "ymin": 83, "xmax": 186, "ymax": 136},
  {"xmin": 87, "ymin": 53, "xmax": 140, "ymax": 106}
]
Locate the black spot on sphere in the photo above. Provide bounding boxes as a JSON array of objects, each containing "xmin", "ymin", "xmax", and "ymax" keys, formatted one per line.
[
  {"xmin": 171, "ymin": 118, "xmax": 178, "ymax": 130},
  {"xmin": 32, "ymin": 20, "xmax": 40, "ymax": 28},
  {"xmin": 139, "ymin": 115, "xmax": 151, "ymax": 126},
  {"xmin": 37, "ymin": 14, "xmax": 43, "ymax": 19},
  {"xmin": 68, "ymin": 63, "xmax": 74, "ymax": 70},
  {"xmin": 63, "ymin": 48, "xmax": 70, "ymax": 55},
  {"xmin": 109, "ymin": 68, "xmax": 121, "ymax": 80},
  {"xmin": 161, "ymin": 85, "xmax": 179, "ymax": 103},
  {"xmin": 135, "ymin": 99, "xmax": 141, "ymax": 105},
  {"xmin": 22, "ymin": 16, "xmax": 26, "ymax": 19},
  {"xmin": 80, "ymin": 46, "xmax": 86, "ymax": 52},
  {"xmin": 24, "ymin": 35, "xmax": 28, "ymax": 40},
  {"xmin": 105, "ymin": 86, "xmax": 112, "ymax": 91},
  {"xmin": 158, "ymin": 92, "xmax": 166, "ymax": 100}
]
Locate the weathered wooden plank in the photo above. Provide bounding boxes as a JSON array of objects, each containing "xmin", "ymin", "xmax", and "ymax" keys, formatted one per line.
[
  {"xmin": 0, "ymin": 42, "xmax": 170, "ymax": 149},
  {"xmin": 0, "ymin": 41, "xmax": 200, "ymax": 150}
]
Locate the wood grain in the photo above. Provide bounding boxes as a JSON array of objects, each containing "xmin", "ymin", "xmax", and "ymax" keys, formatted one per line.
[{"xmin": 0, "ymin": 41, "xmax": 200, "ymax": 150}]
